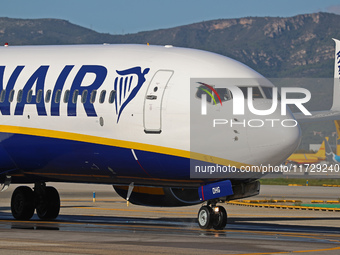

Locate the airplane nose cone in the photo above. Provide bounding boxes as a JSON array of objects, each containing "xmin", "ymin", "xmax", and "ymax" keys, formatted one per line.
[{"xmin": 247, "ymin": 118, "xmax": 301, "ymax": 166}]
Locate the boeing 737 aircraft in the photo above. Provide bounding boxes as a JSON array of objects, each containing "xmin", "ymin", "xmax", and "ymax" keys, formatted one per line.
[{"xmin": 1, "ymin": 39, "xmax": 340, "ymax": 230}]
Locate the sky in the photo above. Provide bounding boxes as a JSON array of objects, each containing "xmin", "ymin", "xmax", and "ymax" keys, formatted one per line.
[{"xmin": 1, "ymin": 0, "xmax": 340, "ymax": 35}]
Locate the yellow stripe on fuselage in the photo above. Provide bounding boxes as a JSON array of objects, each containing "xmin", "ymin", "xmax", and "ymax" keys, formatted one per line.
[
  {"xmin": 0, "ymin": 125, "xmax": 250, "ymax": 168},
  {"xmin": 0, "ymin": 124, "xmax": 189, "ymax": 157}
]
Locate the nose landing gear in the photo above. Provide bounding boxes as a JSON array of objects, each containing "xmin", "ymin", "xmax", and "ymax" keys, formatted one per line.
[{"xmin": 198, "ymin": 202, "xmax": 227, "ymax": 230}]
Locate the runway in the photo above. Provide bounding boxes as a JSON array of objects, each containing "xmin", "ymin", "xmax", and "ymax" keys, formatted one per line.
[{"xmin": 0, "ymin": 184, "xmax": 340, "ymax": 254}]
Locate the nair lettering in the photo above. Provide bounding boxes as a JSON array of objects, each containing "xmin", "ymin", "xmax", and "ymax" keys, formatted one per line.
[{"xmin": 0, "ymin": 65, "xmax": 150, "ymax": 121}]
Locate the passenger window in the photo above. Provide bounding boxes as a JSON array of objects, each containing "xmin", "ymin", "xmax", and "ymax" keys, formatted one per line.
[
  {"xmin": 99, "ymin": 90, "xmax": 106, "ymax": 104},
  {"xmin": 108, "ymin": 90, "xmax": 116, "ymax": 104},
  {"xmin": 81, "ymin": 90, "xmax": 88, "ymax": 103},
  {"xmin": 55, "ymin": 90, "xmax": 61, "ymax": 103},
  {"xmin": 36, "ymin": 89, "xmax": 43, "ymax": 103},
  {"xmin": 17, "ymin": 90, "xmax": 23, "ymax": 103},
  {"xmin": 27, "ymin": 90, "xmax": 33, "ymax": 103},
  {"xmin": 45, "ymin": 90, "xmax": 51, "ymax": 103},
  {"xmin": 9, "ymin": 90, "xmax": 14, "ymax": 103},
  {"xmin": 63, "ymin": 90, "xmax": 70, "ymax": 103},
  {"xmin": 90, "ymin": 90, "xmax": 97, "ymax": 104},
  {"xmin": 72, "ymin": 90, "xmax": 79, "ymax": 104},
  {"xmin": 0, "ymin": 89, "xmax": 5, "ymax": 103}
]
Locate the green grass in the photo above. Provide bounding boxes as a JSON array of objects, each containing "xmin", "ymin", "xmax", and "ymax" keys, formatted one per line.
[
  {"xmin": 301, "ymin": 204, "xmax": 340, "ymax": 208},
  {"xmin": 259, "ymin": 178, "xmax": 340, "ymax": 186}
]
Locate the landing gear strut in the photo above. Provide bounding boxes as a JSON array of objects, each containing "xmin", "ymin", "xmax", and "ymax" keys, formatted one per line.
[
  {"xmin": 11, "ymin": 183, "xmax": 60, "ymax": 221},
  {"xmin": 198, "ymin": 202, "xmax": 227, "ymax": 230}
]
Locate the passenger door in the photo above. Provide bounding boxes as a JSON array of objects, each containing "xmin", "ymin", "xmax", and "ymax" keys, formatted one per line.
[{"xmin": 143, "ymin": 70, "xmax": 173, "ymax": 134}]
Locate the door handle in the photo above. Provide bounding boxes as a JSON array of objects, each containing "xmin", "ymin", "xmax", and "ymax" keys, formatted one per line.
[{"xmin": 146, "ymin": 95, "xmax": 157, "ymax": 100}]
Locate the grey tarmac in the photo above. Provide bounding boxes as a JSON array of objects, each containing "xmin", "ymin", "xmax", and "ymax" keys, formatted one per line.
[{"xmin": 0, "ymin": 183, "xmax": 339, "ymax": 255}]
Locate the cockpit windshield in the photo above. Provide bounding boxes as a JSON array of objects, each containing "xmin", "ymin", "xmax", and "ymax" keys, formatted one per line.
[
  {"xmin": 196, "ymin": 83, "xmax": 274, "ymax": 105},
  {"xmin": 261, "ymin": 86, "xmax": 280, "ymax": 100},
  {"xmin": 238, "ymin": 87, "xmax": 263, "ymax": 99}
]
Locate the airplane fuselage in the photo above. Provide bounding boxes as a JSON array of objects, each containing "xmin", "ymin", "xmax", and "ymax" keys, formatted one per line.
[{"xmin": 0, "ymin": 44, "xmax": 300, "ymax": 187}]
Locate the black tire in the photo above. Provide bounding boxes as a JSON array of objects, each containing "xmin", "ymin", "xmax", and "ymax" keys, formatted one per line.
[
  {"xmin": 36, "ymin": 186, "xmax": 60, "ymax": 220},
  {"xmin": 212, "ymin": 206, "xmax": 227, "ymax": 230},
  {"xmin": 11, "ymin": 186, "xmax": 35, "ymax": 220},
  {"xmin": 198, "ymin": 206, "xmax": 213, "ymax": 229}
]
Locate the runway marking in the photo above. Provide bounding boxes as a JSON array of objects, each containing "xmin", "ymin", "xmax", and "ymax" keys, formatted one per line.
[
  {"xmin": 226, "ymin": 230, "xmax": 340, "ymax": 255},
  {"xmin": 60, "ymin": 199, "xmax": 123, "ymax": 202},
  {"xmin": 228, "ymin": 201, "xmax": 340, "ymax": 212},
  {"xmin": 2, "ymin": 217, "xmax": 340, "ymax": 255},
  {"xmin": 72, "ymin": 206, "xmax": 194, "ymax": 215},
  {"xmin": 228, "ymin": 229, "xmax": 340, "ymax": 239},
  {"xmin": 2, "ymin": 202, "xmax": 340, "ymax": 254},
  {"xmin": 226, "ymin": 213, "xmax": 319, "ymax": 218},
  {"xmin": 232, "ymin": 246, "xmax": 340, "ymax": 255},
  {"xmin": 60, "ymin": 205, "xmax": 331, "ymax": 219},
  {"xmin": 0, "ymin": 219, "xmax": 192, "ymax": 231}
]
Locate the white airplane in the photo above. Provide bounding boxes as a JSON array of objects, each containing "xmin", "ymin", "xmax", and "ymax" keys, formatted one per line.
[{"xmin": 0, "ymin": 39, "xmax": 340, "ymax": 230}]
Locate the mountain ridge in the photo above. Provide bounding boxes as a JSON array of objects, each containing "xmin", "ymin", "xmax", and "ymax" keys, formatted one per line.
[
  {"xmin": 1, "ymin": 12, "xmax": 340, "ymax": 78},
  {"xmin": 0, "ymin": 13, "xmax": 339, "ymax": 148}
]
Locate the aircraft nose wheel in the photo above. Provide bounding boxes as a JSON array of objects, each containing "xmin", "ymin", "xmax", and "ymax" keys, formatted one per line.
[
  {"xmin": 198, "ymin": 205, "xmax": 227, "ymax": 230},
  {"xmin": 198, "ymin": 206, "xmax": 213, "ymax": 229},
  {"xmin": 212, "ymin": 206, "xmax": 227, "ymax": 230}
]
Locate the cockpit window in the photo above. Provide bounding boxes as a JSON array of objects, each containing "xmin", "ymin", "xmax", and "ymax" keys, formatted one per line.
[
  {"xmin": 239, "ymin": 87, "xmax": 248, "ymax": 98},
  {"xmin": 261, "ymin": 87, "xmax": 273, "ymax": 99},
  {"xmin": 196, "ymin": 85, "xmax": 232, "ymax": 104},
  {"xmin": 215, "ymin": 88, "xmax": 232, "ymax": 102},
  {"xmin": 238, "ymin": 86, "xmax": 263, "ymax": 99},
  {"xmin": 251, "ymin": 87, "xmax": 263, "ymax": 99},
  {"xmin": 196, "ymin": 83, "xmax": 267, "ymax": 104},
  {"xmin": 261, "ymin": 86, "xmax": 281, "ymax": 100}
]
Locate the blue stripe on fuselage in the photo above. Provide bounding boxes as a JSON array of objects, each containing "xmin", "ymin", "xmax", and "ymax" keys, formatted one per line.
[{"xmin": 0, "ymin": 132, "xmax": 190, "ymax": 181}]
